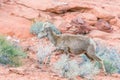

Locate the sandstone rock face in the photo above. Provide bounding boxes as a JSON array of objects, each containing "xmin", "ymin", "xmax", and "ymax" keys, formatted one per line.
[
  {"xmin": 77, "ymin": 13, "xmax": 97, "ymax": 25},
  {"xmin": 1, "ymin": 0, "xmax": 120, "ymax": 39},
  {"xmin": 90, "ymin": 7, "xmax": 115, "ymax": 21},
  {"xmin": 69, "ymin": 17, "xmax": 91, "ymax": 34},
  {"xmin": 0, "ymin": 11, "xmax": 33, "ymax": 38},
  {"xmin": 94, "ymin": 19, "xmax": 113, "ymax": 33}
]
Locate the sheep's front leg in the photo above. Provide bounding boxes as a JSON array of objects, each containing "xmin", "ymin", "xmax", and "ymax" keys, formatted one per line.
[
  {"xmin": 62, "ymin": 47, "xmax": 71, "ymax": 59},
  {"xmin": 46, "ymin": 48, "xmax": 64, "ymax": 65},
  {"xmin": 46, "ymin": 47, "xmax": 70, "ymax": 65},
  {"xmin": 46, "ymin": 54, "xmax": 52, "ymax": 65}
]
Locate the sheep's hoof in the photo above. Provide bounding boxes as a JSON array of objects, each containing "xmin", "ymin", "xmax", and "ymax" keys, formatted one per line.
[
  {"xmin": 45, "ymin": 60, "xmax": 51, "ymax": 67},
  {"xmin": 100, "ymin": 70, "xmax": 107, "ymax": 76}
]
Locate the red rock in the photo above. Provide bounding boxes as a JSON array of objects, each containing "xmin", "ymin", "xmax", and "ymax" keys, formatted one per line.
[
  {"xmin": 0, "ymin": 11, "xmax": 33, "ymax": 39},
  {"xmin": 94, "ymin": 19, "xmax": 113, "ymax": 33},
  {"xmin": 109, "ymin": 18, "xmax": 117, "ymax": 25},
  {"xmin": 76, "ymin": 13, "xmax": 97, "ymax": 25},
  {"xmin": 70, "ymin": 17, "xmax": 91, "ymax": 34},
  {"xmin": 90, "ymin": 7, "xmax": 115, "ymax": 21}
]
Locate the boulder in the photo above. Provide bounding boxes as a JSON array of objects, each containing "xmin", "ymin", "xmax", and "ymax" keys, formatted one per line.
[
  {"xmin": 76, "ymin": 13, "xmax": 97, "ymax": 25},
  {"xmin": 94, "ymin": 19, "xmax": 113, "ymax": 33}
]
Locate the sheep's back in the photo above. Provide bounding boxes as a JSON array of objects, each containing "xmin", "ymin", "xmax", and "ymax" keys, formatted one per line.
[{"xmin": 59, "ymin": 34, "xmax": 91, "ymax": 54}]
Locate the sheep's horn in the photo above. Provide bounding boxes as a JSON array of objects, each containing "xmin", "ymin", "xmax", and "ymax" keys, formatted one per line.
[{"xmin": 43, "ymin": 22, "xmax": 50, "ymax": 28}]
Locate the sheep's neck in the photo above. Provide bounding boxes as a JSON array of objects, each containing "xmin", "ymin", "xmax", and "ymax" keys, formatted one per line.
[{"xmin": 47, "ymin": 31, "xmax": 58, "ymax": 46}]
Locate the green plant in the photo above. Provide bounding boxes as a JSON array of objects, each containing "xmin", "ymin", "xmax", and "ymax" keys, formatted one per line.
[
  {"xmin": 79, "ymin": 61, "xmax": 99, "ymax": 78},
  {"xmin": 95, "ymin": 44, "xmax": 120, "ymax": 74},
  {"xmin": 82, "ymin": 42, "xmax": 120, "ymax": 74},
  {"xmin": 104, "ymin": 60, "xmax": 118, "ymax": 74},
  {"xmin": 30, "ymin": 21, "xmax": 44, "ymax": 35},
  {"xmin": 0, "ymin": 36, "xmax": 26, "ymax": 67},
  {"xmin": 54, "ymin": 43, "xmax": 120, "ymax": 80},
  {"xmin": 30, "ymin": 21, "xmax": 61, "ymax": 37}
]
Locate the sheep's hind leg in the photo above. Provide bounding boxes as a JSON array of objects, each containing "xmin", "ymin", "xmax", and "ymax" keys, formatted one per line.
[
  {"xmin": 87, "ymin": 45, "xmax": 107, "ymax": 75},
  {"xmin": 99, "ymin": 60, "xmax": 107, "ymax": 75}
]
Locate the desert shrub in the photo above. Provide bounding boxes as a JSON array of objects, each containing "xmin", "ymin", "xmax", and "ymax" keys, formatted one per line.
[
  {"xmin": 103, "ymin": 60, "xmax": 118, "ymax": 74},
  {"xmin": 54, "ymin": 43, "xmax": 120, "ymax": 80},
  {"xmin": 79, "ymin": 59, "xmax": 100, "ymax": 77},
  {"xmin": 80, "ymin": 43, "xmax": 120, "ymax": 74},
  {"xmin": 30, "ymin": 21, "xmax": 44, "ymax": 35},
  {"xmin": 54, "ymin": 54, "xmax": 99, "ymax": 80},
  {"xmin": 37, "ymin": 42, "xmax": 53, "ymax": 65},
  {"xmin": 0, "ymin": 36, "xmax": 26, "ymax": 67},
  {"xmin": 30, "ymin": 21, "xmax": 61, "ymax": 36},
  {"xmin": 81, "ymin": 43, "xmax": 120, "ymax": 74},
  {"xmin": 95, "ymin": 44, "xmax": 120, "ymax": 74},
  {"xmin": 54, "ymin": 54, "xmax": 80, "ymax": 80}
]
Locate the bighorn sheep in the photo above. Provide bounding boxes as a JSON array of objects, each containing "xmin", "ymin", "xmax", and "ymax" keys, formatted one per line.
[{"xmin": 38, "ymin": 22, "xmax": 106, "ymax": 74}]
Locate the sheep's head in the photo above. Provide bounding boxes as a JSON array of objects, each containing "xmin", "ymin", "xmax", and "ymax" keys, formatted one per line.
[{"xmin": 38, "ymin": 22, "xmax": 50, "ymax": 38}]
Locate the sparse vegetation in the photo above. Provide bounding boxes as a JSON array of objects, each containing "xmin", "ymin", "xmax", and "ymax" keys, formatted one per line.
[
  {"xmin": 0, "ymin": 36, "xmax": 26, "ymax": 67},
  {"xmin": 103, "ymin": 60, "xmax": 118, "ymax": 74},
  {"xmin": 53, "ymin": 42, "xmax": 120, "ymax": 80},
  {"xmin": 80, "ymin": 43, "xmax": 120, "ymax": 75},
  {"xmin": 30, "ymin": 21, "xmax": 44, "ymax": 35},
  {"xmin": 79, "ymin": 60, "xmax": 100, "ymax": 78},
  {"xmin": 95, "ymin": 43, "xmax": 120, "ymax": 74},
  {"xmin": 37, "ymin": 42, "xmax": 53, "ymax": 65},
  {"xmin": 54, "ymin": 54, "xmax": 99, "ymax": 80},
  {"xmin": 54, "ymin": 54, "xmax": 80, "ymax": 80}
]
